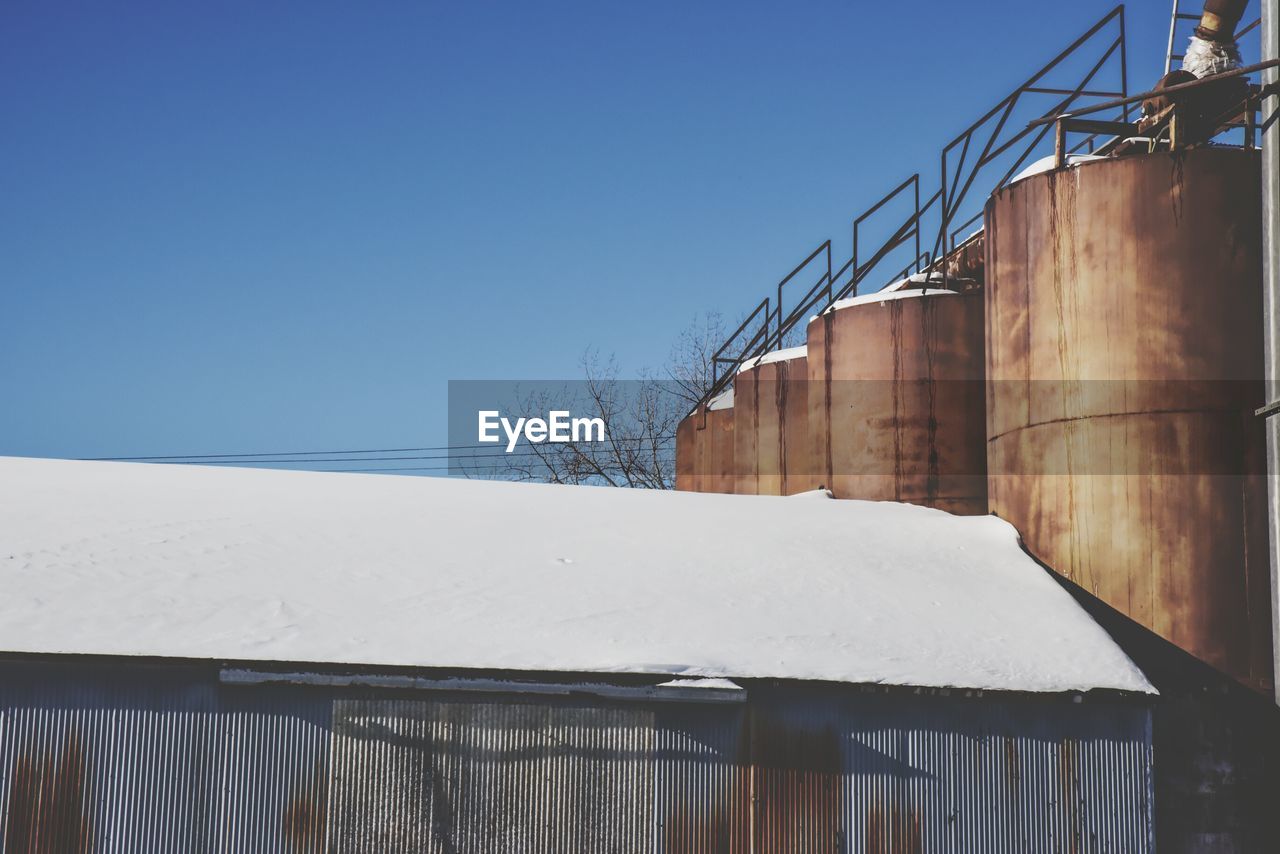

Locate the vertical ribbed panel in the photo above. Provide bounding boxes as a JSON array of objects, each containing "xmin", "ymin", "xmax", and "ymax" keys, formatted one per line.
[
  {"xmin": 710, "ymin": 689, "xmax": 1152, "ymax": 854},
  {"xmin": 653, "ymin": 705, "xmax": 750, "ymax": 852},
  {"xmin": 0, "ymin": 665, "xmax": 223, "ymax": 853},
  {"xmin": 0, "ymin": 662, "xmax": 1153, "ymax": 853},
  {"xmin": 0, "ymin": 666, "xmax": 332, "ymax": 853},
  {"xmin": 327, "ymin": 698, "xmax": 655, "ymax": 852},
  {"xmin": 217, "ymin": 690, "xmax": 331, "ymax": 853}
]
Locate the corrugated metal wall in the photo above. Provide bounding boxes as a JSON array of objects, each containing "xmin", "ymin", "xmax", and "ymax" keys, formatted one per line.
[
  {"xmin": 327, "ymin": 699, "xmax": 655, "ymax": 852},
  {"xmin": 0, "ymin": 660, "xmax": 1152, "ymax": 852}
]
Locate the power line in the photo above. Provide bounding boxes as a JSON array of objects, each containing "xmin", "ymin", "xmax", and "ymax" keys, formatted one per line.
[
  {"xmin": 86, "ymin": 435, "xmax": 676, "ymax": 462},
  {"xmin": 163, "ymin": 449, "xmax": 675, "ymax": 466},
  {"xmin": 338, "ymin": 466, "xmax": 534, "ymax": 473},
  {"xmin": 335, "ymin": 463, "xmax": 671, "ymax": 474},
  {"xmin": 84, "ymin": 446, "xmax": 461, "ymax": 461},
  {"xmin": 115, "ymin": 447, "xmax": 675, "ymax": 468},
  {"xmin": 161, "ymin": 442, "xmax": 674, "ymax": 466}
]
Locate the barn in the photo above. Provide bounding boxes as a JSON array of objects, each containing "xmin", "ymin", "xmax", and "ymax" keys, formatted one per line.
[{"xmin": 0, "ymin": 457, "xmax": 1162, "ymax": 851}]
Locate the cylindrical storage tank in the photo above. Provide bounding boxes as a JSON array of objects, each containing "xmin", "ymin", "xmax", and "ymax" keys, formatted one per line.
[
  {"xmin": 732, "ymin": 347, "xmax": 815, "ymax": 495},
  {"xmin": 806, "ymin": 289, "xmax": 987, "ymax": 514},
  {"xmin": 674, "ymin": 393, "xmax": 736, "ymax": 494},
  {"xmin": 985, "ymin": 148, "xmax": 1272, "ymax": 693}
]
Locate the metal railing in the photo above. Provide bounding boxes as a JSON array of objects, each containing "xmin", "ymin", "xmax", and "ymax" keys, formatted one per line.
[
  {"xmin": 1030, "ymin": 56, "xmax": 1280, "ymax": 161},
  {"xmin": 843, "ymin": 174, "xmax": 938, "ymax": 305},
  {"xmin": 693, "ymin": 5, "xmax": 1131, "ymax": 412},
  {"xmin": 935, "ymin": 5, "xmax": 1129, "ymax": 275}
]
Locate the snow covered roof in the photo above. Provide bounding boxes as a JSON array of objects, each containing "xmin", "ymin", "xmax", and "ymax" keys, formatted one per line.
[{"xmin": 0, "ymin": 457, "xmax": 1154, "ymax": 695}]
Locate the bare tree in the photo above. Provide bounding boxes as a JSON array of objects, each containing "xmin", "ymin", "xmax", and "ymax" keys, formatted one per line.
[
  {"xmin": 666, "ymin": 311, "xmax": 726, "ymax": 408},
  {"xmin": 464, "ymin": 314, "xmax": 727, "ymax": 488},
  {"xmin": 474, "ymin": 352, "xmax": 675, "ymax": 488}
]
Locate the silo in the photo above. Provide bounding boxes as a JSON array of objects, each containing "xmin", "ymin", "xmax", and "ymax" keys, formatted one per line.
[
  {"xmin": 674, "ymin": 394, "xmax": 736, "ymax": 494},
  {"xmin": 985, "ymin": 147, "xmax": 1273, "ymax": 693},
  {"xmin": 732, "ymin": 348, "xmax": 814, "ymax": 495},
  {"xmin": 806, "ymin": 289, "xmax": 987, "ymax": 514}
]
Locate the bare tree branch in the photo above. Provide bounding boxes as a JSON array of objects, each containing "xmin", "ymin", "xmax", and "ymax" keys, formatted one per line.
[{"xmin": 472, "ymin": 313, "xmax": 725, "ymax": 488}]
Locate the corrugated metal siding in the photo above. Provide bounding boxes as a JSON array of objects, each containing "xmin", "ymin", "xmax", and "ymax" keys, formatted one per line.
[
  {"xmin": 0, "ymin": 662, "xmax": 1152, "ymax": 852},
  {"xmin": 0, "ymin": 666, "xmax": 224, "ymax": 853},
  {"xmin": 217, "ymin": 690, "xmax": 331, "ymax": 854},
  {"xmin": 327, "ymin": 699, "xmax": 654, "ymax": 852},
  {"xmin": 655, "ymin": 704, "xmax": 751, "ymax": 852},
  {"xmin": 655, "ymin": 691, "xmax": 1152, "ymax": 853},
  {"xmin": 812, "ymin": 690, "xmax": 1152, "ymax": 853}
]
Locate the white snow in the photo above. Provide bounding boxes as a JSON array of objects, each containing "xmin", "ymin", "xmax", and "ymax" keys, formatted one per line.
[
  {"xmin": 0, "ymin": 457, "xmax": 1154, "ymax": 695},
  {"xmin": 656, "ymin": 678, "xmax": 742, "ymax": 690},
  {"xmin": 825, "ymin": 287, "xmax": 958, "ymax": 314},
  {"xmin": 706, "ymin": 388, "xmax": 734, "ymax": 411},
  {"xmin": 808, "ymin": 273, "xmax": 963, "ymax": 322},
  {"xmin": 224, "ymin": 669, "xmax": 743, "ymax": 703},
  {"xmin": 1009, "ymin": 153, "xmax": 1107, "ymax": 185},
  {"xmin": 788, "ymin": 488, "xmax": 835, "ymax": 500},
  {"xmin": 737, "ymin": 345, "xmax": 807, "ymax": 373}
]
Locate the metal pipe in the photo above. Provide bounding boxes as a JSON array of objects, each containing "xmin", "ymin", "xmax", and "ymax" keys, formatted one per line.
[
  {"xmin": 1183, "ymin": 0, "xmax": 1250, "ymax": 78},
  {"xmin": 1199, "ymin": 0, "xmax": 1250, "ymax": 43},
  {"xmin": 1262, "ymin": 0, "xmax": 1280, "ymax": 705},
  {"xmin": 1167, "ymin": 0, "xmax": 1184, "ymax": 75}
]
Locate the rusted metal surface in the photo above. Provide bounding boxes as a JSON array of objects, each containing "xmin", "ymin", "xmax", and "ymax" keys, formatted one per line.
[
  {"xmin": 655, "ymin": 705, "xmax": 751, "ymax": 852},
  {"xmin": 658, "ymin": 688, "xmax": 1153, "ymax": 853},
  {"xmin": 675, "ymin": 413, "xmax": 695, "ymax": 492},
  {"xmin": 1198, "ymin": 0, "xmax": 1250, "ymax": 43},
  {"xmin": 0, "ymin": 663, "xmax": 333, "ymax": 853},
  {"xmin": 0, "ymin": 658, "xmax": 1155, "ymax": 851},
  {"xmin": 0, "ymin": 663, "xmax": 227, "ymax": 852},
  {"xmin": 750, "ymin": 706, "xmax": 844, "ymax": 852},
  {"xmin": 281, "ymin": 762, "xmax": 329, "ymax": 854},
  {"xmin": 1054, "ymin": 570, "xmax": 1280, "ymax": 851},
  {"xmin": 4, "ymin": 731, "xmax": 91, "ymax": 854},
  {"xmin": 806, "ymin": 292, "xmax": 988, "ymax": 514},
  {"xmin": 218, "ymin": 690, "xmax": 332, "ymax": 853},
  {"xmin": 732, "ymin": 355, "xmax": 815, "ymax": 496},
  {"xmin": 985, "ymin": 148, "xmax": 1274, "ymax": 695},
  {"xmin": 675, "ymin": 405, "xmax": 736, "ymax": 494},
  {"xmin": 941, "ymin": 232, "xmax": 986, "ymax": 285}
]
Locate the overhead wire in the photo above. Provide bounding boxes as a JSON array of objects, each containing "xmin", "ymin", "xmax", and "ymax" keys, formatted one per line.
[{"xmin": 85, "ymin": 435, "xmax": 675, "ymax": 463}]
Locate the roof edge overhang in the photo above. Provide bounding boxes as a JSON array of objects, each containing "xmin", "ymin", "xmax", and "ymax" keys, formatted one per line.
[{"xmin": 0, "ymin": 648, "xmax": 1155, "ymax": 706}]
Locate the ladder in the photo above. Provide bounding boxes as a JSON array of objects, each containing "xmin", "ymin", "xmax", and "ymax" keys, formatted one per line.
[{"xmin": 1164, "ymin": 0, "xmax": 1204, "ymax": 74}]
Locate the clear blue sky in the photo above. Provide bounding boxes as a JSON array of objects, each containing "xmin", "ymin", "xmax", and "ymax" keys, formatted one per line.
[{"xmin": 0, "ymin": 2, "xmax": 1186, "ymax": 462}]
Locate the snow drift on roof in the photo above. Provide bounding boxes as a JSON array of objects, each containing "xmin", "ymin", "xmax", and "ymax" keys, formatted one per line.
[{"xmin": 0, "ymin": 457, "xmax": 1153, "ymax": 695}]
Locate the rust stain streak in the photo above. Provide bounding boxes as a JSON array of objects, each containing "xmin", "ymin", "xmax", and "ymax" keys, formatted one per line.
[
  {"xmin": 283, "ymin": 758, "xmax": 330, "ymax": 853},
  {"xmin": 4, "ymin": 730, "xmax": 93, "ymax": 854}
]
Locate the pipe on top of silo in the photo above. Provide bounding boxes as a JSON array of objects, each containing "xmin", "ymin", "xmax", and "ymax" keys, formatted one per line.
[
  {"xmin": 1184, "ymin": 0, "xmax": 1251, "ymax": 76},
  {"xmin": 1199, "ymin": 0, "xmax": 1251, "ymax": 41}
]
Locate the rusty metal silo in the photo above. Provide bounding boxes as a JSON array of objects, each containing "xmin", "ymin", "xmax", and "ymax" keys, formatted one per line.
[
  {"xmin": 806, "ymin": 289, "xmax": 987, "ymax": 514},
  {"xmin": 675, "ymin": 395, "xmax": 736, "ymax": 494},
  {"xmin": 985, "ymin": 147, "xmax": 1273, "ymax": 693},
  {"xmin": 732, "ymin": 348, "xmax": 814, "ymax": 495}
]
